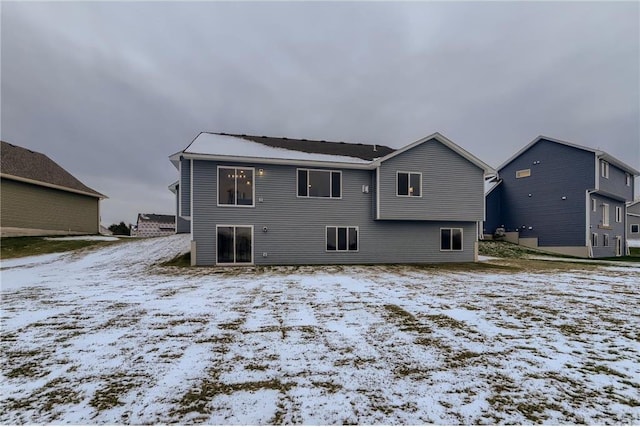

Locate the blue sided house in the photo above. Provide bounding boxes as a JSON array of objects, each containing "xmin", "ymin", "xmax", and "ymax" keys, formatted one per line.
[
  {"xmin": 485, "ymin": 136, "xmax": 639, "ymax": 258},
  {"xmin": 170, "ymin": 132, "xmax": 494, "ymax": 266}
]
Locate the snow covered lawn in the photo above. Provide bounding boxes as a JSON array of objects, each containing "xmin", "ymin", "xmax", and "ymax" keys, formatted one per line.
[{"xmin": 1, "ymin": 235, "xmax": 639, "ymax": 424}]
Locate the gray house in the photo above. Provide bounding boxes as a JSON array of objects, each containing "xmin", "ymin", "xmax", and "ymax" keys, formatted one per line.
[
  {"xmin": 627, "ymin": 200, "xmax": 640, "ymax": 244},
  {"xmin": 485, "ymin": 136, "xmax": 639, "ymax": 258},
  {"xmin": 170, "ymin": 132, "xmax": 494, "ymax": 266}
]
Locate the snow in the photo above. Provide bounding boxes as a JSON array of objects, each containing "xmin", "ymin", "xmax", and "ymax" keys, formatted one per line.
[
  {"xmin": 628, "ymin": 238, "xmax": 640, "ymax": 248},
  {"xmin": 44, "ymin": 235, "xmax": 120, "ymax": 241},
  {"xmin": 1, "ymin": 235, "xmax": 639, "ymax": 424},
  {"xmin": 186, "ymin": 133, "xmax": 371, "ymax": 164}
]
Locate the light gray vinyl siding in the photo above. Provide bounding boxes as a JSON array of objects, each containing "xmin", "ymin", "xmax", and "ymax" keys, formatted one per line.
[
  {"xmin": 628, "ymin": 203, "xmax": 640, "ymax": 237},
  {"xmin": 590, "ymin": 194, "xmax": 625, "ymax": 257},
  {"xmin": 598, "ymin": 160, "xmax": 634, "ymax": 201},
  {"xmin": 191, "ymin": 160, "xmax": 476, "ymax": 265},
  {"xmin": 180, "ymin": 158, "xmax": 191, "ymax": 217},
  {"xmin": 174, "ymin": 184, "xmax": 191, "ymax": 233},
  {"xmin": 377, "ymin": 138, "xmax": 484, "ymax": 221}
]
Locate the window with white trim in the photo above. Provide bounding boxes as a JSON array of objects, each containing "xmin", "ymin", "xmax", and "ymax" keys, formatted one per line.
[
  {"xmin": 326, "ymin": 226, "xmax": 358, "ymax": 251},
  {"xmin": 441, "ymin": 228, "xmax": 463, "ymax": 251},
  {"xmin": 591, "ymin": 232, "xmax": 598, "ymax": 247},
  {"xmin": 397, "ymin": 171, "xmax": 422, "ymax": 197},
  {"xmin": 297, "ymin": 169, "xmax": 341, "ymax": 198},
  {"xmin": 600, "ymin": 160, "xmax": 609, "ymax": 178},
  {"xmin": 615, "ymin": 206, "xmax": 622, "ymax": 223},
  {"xmin": 631, "ymin": 224, "xmax": 639, "ymax": 234},
  {"xmin": 218, "ymin": 167, "xmax": 254, "ymax": 206},
  {"xmin": 591, "ymin": 198, "xmax": 596, "ymax": 212},
  {"xmin": 602, "ymin": 203, "xmax": 610, "ymax": 226},
  {"xmin": 626, "ymin": 173, "xmax": 632, "ymax": 186},
  {"xmin": 603, "ymin": 234, "xmax": 609, "ymax": 247},
  {"xmin": 217, "ymin": 225, "xmax": 253, "ymax": 264}
]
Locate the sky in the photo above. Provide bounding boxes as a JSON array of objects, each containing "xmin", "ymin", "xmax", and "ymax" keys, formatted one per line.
[{"xmin": 2, "ymin": 1, "xmax": 639, "ymax": 226}]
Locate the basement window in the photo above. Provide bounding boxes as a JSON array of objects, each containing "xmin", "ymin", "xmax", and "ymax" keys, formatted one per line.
[
  {"xmin": 326, "ymin": 226, "xmax": 358, "ymax": 251},
  {"xmin": 441, "ymin": 228, "xmax": 463, "ymax": 251}
]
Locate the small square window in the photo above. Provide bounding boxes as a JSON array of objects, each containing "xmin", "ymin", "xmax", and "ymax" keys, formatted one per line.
[
  {"xmin": 441, "ymin": 228, "xmax": 463, "ymax": 251},
  {"xmin": 631, "ymin": 224, "xmax": 639, "ymax": 234},
  {"xmin": 397, "ymin": 172, "xmax": 422, "ymax": 197}
]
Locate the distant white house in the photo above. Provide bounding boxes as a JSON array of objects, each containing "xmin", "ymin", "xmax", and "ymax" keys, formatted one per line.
[{"xmin": 132, "ymin": 213, "xmax": 175, "ymax": 238}]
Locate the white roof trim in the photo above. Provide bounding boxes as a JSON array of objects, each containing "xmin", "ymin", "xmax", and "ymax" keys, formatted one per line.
[
  {"xmin": 498, "ymin": 135, "xmax": 640, "ymax": 175},
  {"xmin": 178, "ymin": 152, "xmax": 374, "ymax": 170},
  {"xmin": 485, "ymin": 179, "xmax": 502, "ymax": 196},
  {"xmin": 372, "ymin": 132, "xmax": 495, "ymax": 174}
]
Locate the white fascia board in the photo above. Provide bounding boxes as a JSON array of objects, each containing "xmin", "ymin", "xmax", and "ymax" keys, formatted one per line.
[
  {"xmin": 592, "ymin": 189, "xmax": 630, "ymax": 203},
  {"xmin": 496, "ymin": 135, "xmax": 601, "ymax": 172},
  {"xmin": 498, "ymin": 135, "xmax": 640, "ymax": 176},
  {"xmin": 372, "ymin": 132, "xmax": 495, "ymax": 175},
  {"xmin": 179, "ymin": 152, "xmax": 374, "ymax": 170},
  {"xmin": 169, "ymin": 151, "xmax": 182, "ymax": 169},
  {"xmin": 598, "ymin": 153, "xmax": 640, "ymax": 176}
]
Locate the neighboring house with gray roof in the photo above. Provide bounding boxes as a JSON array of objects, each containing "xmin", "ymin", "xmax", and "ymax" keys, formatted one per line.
[
  {"xmin": 170, "ymin": 131, "xmax": 494, "ymax": 266},
  {"xmin": 1, "ymin": 140, "xmax": 106, "ymax": 237},
  {"xmin": 132, "ymin": 213, "xmax": 176, "ymax": 237}
]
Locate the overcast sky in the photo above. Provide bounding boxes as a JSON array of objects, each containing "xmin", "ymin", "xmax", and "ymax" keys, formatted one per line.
[{"xmin": 2, "ymin": 1, "xmax": 639, "ymax": 226}]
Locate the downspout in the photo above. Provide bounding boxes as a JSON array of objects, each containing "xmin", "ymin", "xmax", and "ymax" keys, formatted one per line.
[{"xmin": 586, "ymin": 189, "xmax": 596, "ymax": 258}]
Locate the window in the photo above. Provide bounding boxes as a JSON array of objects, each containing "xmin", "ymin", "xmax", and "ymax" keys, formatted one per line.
[
  {"xmin": 297, "ymin": 169, "xmax": 341, "ymax": 198},
  {"xmin": 397, "ymin": 172, "xmax": 422, "ymax": 197},
  {"xmin": 600, "ymin": 160, "xmax": 609, "ymax": 179},
  {"xmin": 602, "ymin": 203, "xmax": 610, "ymax": 227},
  {"xmin": 591, "ymin": 198, "xmax": 597, "ymax": 212},
  {"xmin": 603, "ymin": 234, "xmax": 609, "ymax": 247},
  {"xmin": 591, "ymin": 232, "xmax": 598, "ymax": 247},
  {"xmin": 631, "ymin": 224, "xmax": 639, "ymax": 234},
  {"xmin": 217, "ymin": 225, "xmax": 253, "ymax": 264},
  {"xmin": 516, "ymin": 169, "xmax": 531, "ymax": 179},
  {"xmin": 615, "ymin": 206, "xmax": 622, "ymax": 223},
  {"xmin": 218, "ymin": 167, "xmax": 254, "ymax": 206},
  {"xmin": 441, "ymin": 228, "xmax": 463, "ymax": 251},
  {"xmin": 626, "ymin": 173, "xmax": 632, "ymax": 186},
  {"xmin": 326, "ymin": 226, "xmax": 358, "ymax": 251}
]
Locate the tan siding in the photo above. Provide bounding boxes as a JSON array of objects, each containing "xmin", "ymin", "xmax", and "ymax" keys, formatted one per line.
[{"xmin": 1, "ymin": 178, "xmax": 99, "ymax": 235}]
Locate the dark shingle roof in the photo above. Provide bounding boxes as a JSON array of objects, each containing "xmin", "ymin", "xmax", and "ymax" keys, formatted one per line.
[
  {"xmin": 216, "ymin": 132, "xmax": 396, "ymax": 161},
  {"xmin": 138, "ymin": 213, "xmax": 175, "ymax": 224},
  {"xmin": 0, "ymin": 141, "xmax": 105, "ymax": 198}
]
